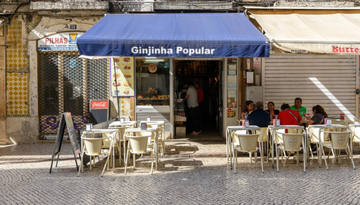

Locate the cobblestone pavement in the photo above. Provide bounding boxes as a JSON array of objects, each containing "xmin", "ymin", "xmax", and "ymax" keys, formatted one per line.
[{"xmin": 1, "ymin": 140, "xmax": 360, "ymax": 204}]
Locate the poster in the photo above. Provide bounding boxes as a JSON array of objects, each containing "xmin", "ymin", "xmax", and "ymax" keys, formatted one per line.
[
  {"xmin": 120, "ymin": 97, "xmax": 131, "ymax": 116},
  {"xmin": 253, "ymin": 57, "xmax": 261, "ymax": 68},
  {"xmin": 227, "ymin": 89, "xmax": 237, "ymax": 108},
  {"xmin": 227, "ymin": 108, "xmax": 236, "ymax": 118},
  {"xmin": 111, "ymin": 57, "xmax": 135, "ymax": 97}
]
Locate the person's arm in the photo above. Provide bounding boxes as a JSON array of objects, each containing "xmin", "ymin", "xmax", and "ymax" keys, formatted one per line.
[
  {"xmin": 306, "ymin": 120, "xmax": 315, "ymax": 127},
  {"xmin": 241, "ymin": 112, "xmax": 245, "ymax": 119},
  {"xmin": 296, "ymin": 113, "xmax": 303, "ymax": 125},
  {"xmin": 186, "ymin": 93, "xmax": 189, "ymax": 99},
  {"xmin": 298, "ymin": 119, "xmax": 304, "ymax": 125}
]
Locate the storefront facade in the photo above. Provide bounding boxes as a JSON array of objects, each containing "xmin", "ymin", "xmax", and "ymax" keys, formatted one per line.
[
  {"xmin": 247, "ymin": 8, "xmax": 360, "ymax": 121},
  {"xmin": 27, "ymin": 16, "xmax": 109, "ymax": 139},
  {"xmin": 77, "ymin": 13, "xmax": 270, "ymax": 138}
]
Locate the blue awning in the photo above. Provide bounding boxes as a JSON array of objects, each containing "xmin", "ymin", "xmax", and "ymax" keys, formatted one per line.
[{"xmin": 77, "ymin": 13, "xmax": 269, "ymax": 58}]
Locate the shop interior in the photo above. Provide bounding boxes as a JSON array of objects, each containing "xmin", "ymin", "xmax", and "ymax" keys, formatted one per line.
[{"xmin": 174, "ymin": 60, "xmax": 222, "ymax": 138}]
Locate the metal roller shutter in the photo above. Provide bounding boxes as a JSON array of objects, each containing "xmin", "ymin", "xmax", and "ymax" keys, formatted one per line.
[{"xmin": 263, "ymin": 54, "xmax": 357, "ymax": 119}]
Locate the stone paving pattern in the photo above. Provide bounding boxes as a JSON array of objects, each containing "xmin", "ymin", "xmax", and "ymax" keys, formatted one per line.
[{"xmin": 1, "ymin": 140, "xmax": 360, "ymax": 204}]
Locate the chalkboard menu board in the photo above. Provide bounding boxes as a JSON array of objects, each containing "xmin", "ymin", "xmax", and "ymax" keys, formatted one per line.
[{"xmin": 49, "ymin": 112, "xmax": 80, "ymax": 173}]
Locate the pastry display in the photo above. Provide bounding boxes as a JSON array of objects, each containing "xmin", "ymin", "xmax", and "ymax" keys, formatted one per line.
[{"xmin": 146, "ymin": 87, "xmax": 157, "ymax": 94}]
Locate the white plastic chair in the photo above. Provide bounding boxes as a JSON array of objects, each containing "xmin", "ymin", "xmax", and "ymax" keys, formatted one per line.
[
  {"xmin": 268, "ymin": 128, "xmax": 285, "ymax": 160},
  {"xmin": 232, "ymin": 132, "xmax": 263, "ymax": 173},
  {"xmin": 124, "ymin": 135, "xmax": 154, "ymax": 175},
  {"xmin": 78, "ymin": 135, "xmax": 113, "ymax": 177},
  {"xmin": 321, "ymin": 131, "xmax": 355, "ymax": 170},
  {"xmin": 350, "ymin": 125, "xmax": 360, "ymax": 151},
  {"xmin": 102, "ymin": 130, "xmax": 122, "ymax": 168},
  {"xmin": 276, "ymin": 132, "xmax": 306, "ymax": 172},
  {"xmin": 255, "ymin": 127, "xmax": 269, "ymax": 161},
  {"xmin": 307, "ymin": 126, "xmax": 332, "ymax": 162}
]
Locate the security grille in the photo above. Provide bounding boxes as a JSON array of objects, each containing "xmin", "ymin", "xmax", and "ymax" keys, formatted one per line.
[
  {"xmin": 263, "ymin": 54, "xmax": 357, "ymax": 118},
  {"xmin": 87, "ymin": 59, "xmax": 109, "ymax": 100},
  {"xmin": 39, "ymin": 51, "xmax": 109, "ymax": 136},
  {"xmin": 63, "ymin": 54, "xmax": 83, "ymax": 116}
]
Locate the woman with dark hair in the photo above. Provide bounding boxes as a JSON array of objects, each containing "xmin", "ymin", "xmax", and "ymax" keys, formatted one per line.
[
  {"xmin": 265, "ymin": 101, "xmax": 280, "ymax": 119},
  {"xmin": 306, "ymin": 105, "xmax": 328, "ymax": 126},
  {"xmin": 241, "ymin": 100, "xmax": 254, "ymax": 119}
]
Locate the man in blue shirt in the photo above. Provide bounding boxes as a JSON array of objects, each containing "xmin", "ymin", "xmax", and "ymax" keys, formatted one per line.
[{"xmin": 248, "ymin": 101, "xmax": 270, "ymax": 127}]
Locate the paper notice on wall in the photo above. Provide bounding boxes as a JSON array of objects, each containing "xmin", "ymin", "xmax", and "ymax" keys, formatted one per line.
[
  {"xmin": 120, "ymin": 97, "xmax": 130, "ymax": 116},
  {"xmin": 253, "ymin": 57, "xmax": 261, "ymax": 68}
]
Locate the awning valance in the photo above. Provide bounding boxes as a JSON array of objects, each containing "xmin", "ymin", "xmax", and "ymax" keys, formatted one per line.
[
  {"xmin": 77, "ymin": 13, "xmax": 270, "ymax": 58},
  {"xmin": 251, "ymin": 12, "xmax": 360, "ymax": 54}
]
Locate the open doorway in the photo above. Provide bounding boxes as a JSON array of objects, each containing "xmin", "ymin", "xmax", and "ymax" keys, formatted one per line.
[{"xmin": 174, "ymin": 59, "xmax": 223, "ymax": 140}]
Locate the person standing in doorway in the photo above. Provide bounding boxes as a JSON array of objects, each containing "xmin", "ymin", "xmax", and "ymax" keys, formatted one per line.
[
  {"xmin": 194, "ymin": 80, "xmax": 204, "ymax": 131},
  {"xmin": 290, "ymin": 97, "xmax": 306, "ymax": 118},
  {"xmin": 186, "ymin": 82, "xmax": 201, "ymax": 135}
]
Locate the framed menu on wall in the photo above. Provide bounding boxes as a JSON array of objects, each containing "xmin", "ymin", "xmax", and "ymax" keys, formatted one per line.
[{"xmin": 111, "ymin": 57, "xmax": 135, "ymax": 97}]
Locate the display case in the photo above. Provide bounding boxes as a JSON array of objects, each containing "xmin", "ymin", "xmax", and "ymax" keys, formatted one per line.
[
  {"xmin": 175, "ymin": 99, "xmax": 186, "ymax": 136},
  {"xmin": 136, "ymin": 59, "xmax": 170, "ymax": 106},
  {"xmin": 135, "ymin": 59, "xmax": 171, "ymax": 133}
]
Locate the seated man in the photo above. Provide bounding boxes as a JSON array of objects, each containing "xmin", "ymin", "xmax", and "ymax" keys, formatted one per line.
[
  {"xmin": 278, "ymin": 103, "xmax": 303, "ymax": 125},
  {"xmin": 248, "ymin": 101, "xmax": 270, "ymax": 127},
  {"xmin": 290, "ymin": 97, "xmax": 306, "ymax": 118}
]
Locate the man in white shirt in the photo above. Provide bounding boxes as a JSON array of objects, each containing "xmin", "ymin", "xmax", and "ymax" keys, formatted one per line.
[{"xmin": 186, "ymin": 82, "xmax": 201, "ymax": 135}]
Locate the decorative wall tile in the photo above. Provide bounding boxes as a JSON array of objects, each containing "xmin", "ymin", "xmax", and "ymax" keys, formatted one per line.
[{"xmin": 6, "ymin": 73, "xmax": 29, "ymax": 116}]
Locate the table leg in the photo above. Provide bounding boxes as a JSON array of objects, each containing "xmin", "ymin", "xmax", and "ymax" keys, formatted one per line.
[
  {"xmin": 155, "ymin": 130, "xmax": 158, "ymax": 170},
  {"xmin": 101, "ymin": 141, "xmax": 113, "ymax": 177},
  {"xmin": 271, "ymin": 129, "xmax": 275, "ymax": 168},
  {"xmin": 230, "ymin": 131, "xmax": 233, "ymax": 169},
  {"xmin": 226, "ymin": 129, "xmax": 229, "ymax": 163},
  {"xmin": 303, "ymin": 135, "xmax": 306, "ymax": 173},
  {"xmin": 260, "ymin": 130, "xmax": 264, "ymax": 173},
  {"xmin": 318, "ymin": 129, "xmax": 322, "ymax": 167}
]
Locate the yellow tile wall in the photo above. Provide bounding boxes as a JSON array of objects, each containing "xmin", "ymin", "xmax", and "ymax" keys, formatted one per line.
[
  {"xmin": 6, "ymin": 16, "xmax": 29, "ymax": 116},
  {"xmin": 6, "ymin": 73, "xmax": 29, "ymax": 116}
]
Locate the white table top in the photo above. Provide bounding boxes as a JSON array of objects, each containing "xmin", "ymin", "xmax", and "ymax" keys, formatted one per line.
[
  {"xmin": 125, "ymin": 127, "xmax": 157, "ymax": 132},
  {"xmin": 311, "ymin": 124, "xmax": 348, "ymax": 128},
  {"xmin": 83, "ymin": 128, "xmax": 119, "ymax": 133},
  {"xmin": 109, "ymin": 121, "xmax": 137, "ymax": 126},
  {"xmin": 268, "ymin": 125, "xmax": 304, "ymax": 129},
  {"xmin": 139, "ymin": 121, "xmax": 164, "ymax": 125},
  {"xmin": 226, "ymin": 125, "xmax": 260, "ymax": 131}
]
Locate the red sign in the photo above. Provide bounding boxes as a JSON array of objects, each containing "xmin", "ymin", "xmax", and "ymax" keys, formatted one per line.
[
  {"xmin": 332, "ymin": 46, "xmax": 360, "ymax": 54},
  {"xmin": 91, "ymin": 100, "xmax": 108, "ymax": 109}
]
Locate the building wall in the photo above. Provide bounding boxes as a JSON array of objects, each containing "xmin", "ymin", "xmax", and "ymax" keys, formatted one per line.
[
  {"xmin": 0, "ymin": 21, "xmax": 6, "ymax": 144},
  {"xmin": 3, "ymin": 14, "xmax": 104, "ymax": 144},
  {"xmin": 5, "ymin": 15, "xmax": 37, "ymax": 144}
]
